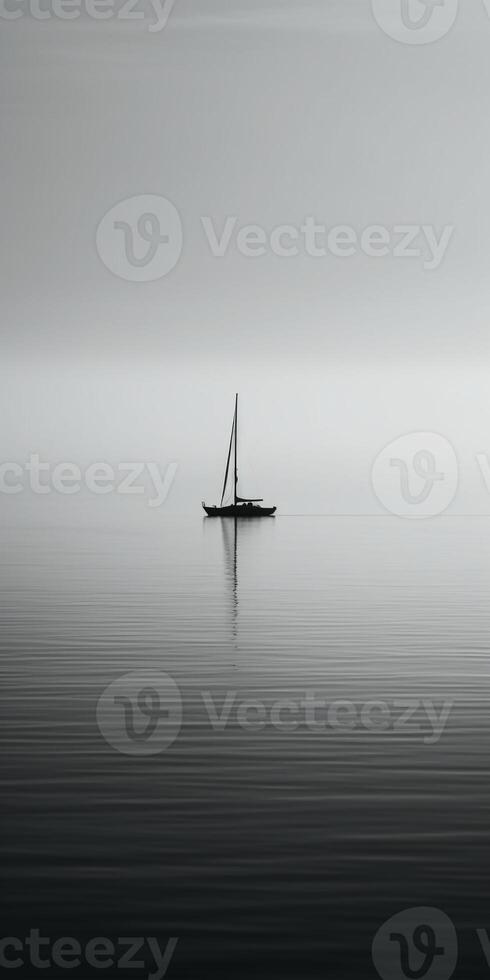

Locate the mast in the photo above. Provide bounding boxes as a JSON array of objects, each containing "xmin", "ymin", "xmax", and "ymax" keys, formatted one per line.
[{"xmin": 234, "ymin": 393, "xmax": 238, "ymax": 506}]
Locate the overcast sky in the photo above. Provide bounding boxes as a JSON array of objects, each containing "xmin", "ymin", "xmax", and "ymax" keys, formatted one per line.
[{"xmin": 2, "ymin": 0, "xmax": 490, "ymax": 513}]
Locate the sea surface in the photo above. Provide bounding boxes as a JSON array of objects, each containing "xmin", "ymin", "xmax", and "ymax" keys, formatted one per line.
[{"xmin": 1, "ymin": 513, "xmax": 490, "ymax": 978}]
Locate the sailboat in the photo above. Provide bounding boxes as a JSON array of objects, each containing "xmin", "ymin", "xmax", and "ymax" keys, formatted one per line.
[{"xmin": 202, "ymin": 394, "xmax": 276, "ymax": 518}]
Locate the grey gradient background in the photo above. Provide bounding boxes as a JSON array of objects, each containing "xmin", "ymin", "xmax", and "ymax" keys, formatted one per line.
[{"xmin": 2, "ymin": 0, "xmax": 490, "ymax": 514}]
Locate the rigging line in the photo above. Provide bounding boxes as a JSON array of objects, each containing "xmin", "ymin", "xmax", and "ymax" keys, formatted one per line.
[{"xmin": 220, "ymin": 414, "xmax": 235, "ymax": 506}]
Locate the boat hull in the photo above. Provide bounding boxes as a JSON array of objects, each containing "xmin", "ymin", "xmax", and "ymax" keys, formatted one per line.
[{"xmin": 203, "ymin": 504, "xmax": 276, "ymax": 518}]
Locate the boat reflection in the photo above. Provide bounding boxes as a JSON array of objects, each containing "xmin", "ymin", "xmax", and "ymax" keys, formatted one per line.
[
  {"xmin": 202, "ymin": 516, "xmax": 274, "ymax": 646},
  {"xmin": 220, "ymin": 518, "xmax": 238, "ymax": 641}
]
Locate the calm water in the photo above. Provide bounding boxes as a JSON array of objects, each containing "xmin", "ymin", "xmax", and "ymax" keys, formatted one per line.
[{"xmin": 1, "ymin": 514, "xmax": 490, "ymax": 978}]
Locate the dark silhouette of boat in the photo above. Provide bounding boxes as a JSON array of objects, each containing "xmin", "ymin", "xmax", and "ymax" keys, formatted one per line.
[{"xmin": 202, "ymin": 394, "xmax": 276, "ymax": 518}]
